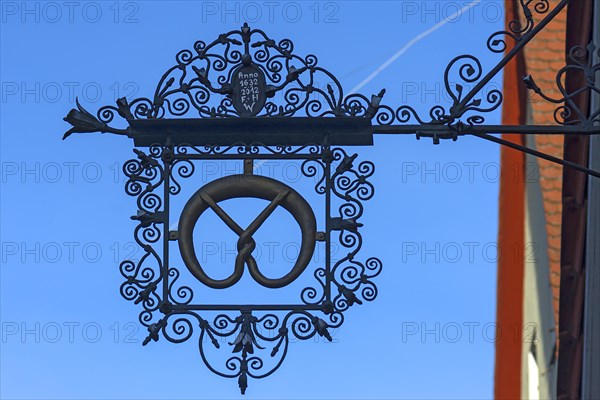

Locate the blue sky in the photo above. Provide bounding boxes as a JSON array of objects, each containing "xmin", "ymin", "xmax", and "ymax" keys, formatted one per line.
[{"xmin": 1, "ymin": 1, "xmax": 504, "ymax": 398}]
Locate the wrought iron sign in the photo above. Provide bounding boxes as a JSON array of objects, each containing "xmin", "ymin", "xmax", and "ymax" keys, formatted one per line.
[{"xmin": 63, "ymin": 1, "xmax": 600, "ymax": 394}]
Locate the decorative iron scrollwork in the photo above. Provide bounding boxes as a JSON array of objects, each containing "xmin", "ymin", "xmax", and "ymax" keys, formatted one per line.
[
  {"xmin": 523, "ymin": 42, "xmax": 600, "ymax": 127},
  {"xmin": 63, "ymin": 6, "xmax": 600, "ymax": 393},
  {"xmin": 115, "ymin": 144, "xmax": 379, "ymax": 394},
  {"xmin": 487, "ymin": 0, "xmax": 550, "ymax": 53},
  {"xmin": 62, "ymin": 22, "xmax": 386, "ymax": 141}
]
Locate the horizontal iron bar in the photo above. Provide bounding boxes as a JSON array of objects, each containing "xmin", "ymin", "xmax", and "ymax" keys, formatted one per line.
[
  {"xmin": 472, "ymin": 133, "xmax": 600, "ymax": 179},
  {"xmin": 174, "ymin": 153, "xmax": 322, "ymax": 160},
  {"xmin": 130, "ymin": 117, "xmax": 373, "ymax": 146},
  {"xmin": 373, "ymin": 124, "xmax": 600, "ymax": 135},
  {"xmin": 171, "ymin": 304, "xmax": 323, "ymax": 311}
]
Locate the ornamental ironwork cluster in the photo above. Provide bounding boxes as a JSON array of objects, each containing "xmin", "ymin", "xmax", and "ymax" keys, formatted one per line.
[
  {"xmin": 119, "ymin": 144, "xmax": 380, "ymax": 394},
  {"xmin": 63, "ymin": 1, "xmax": 600, "ymax": 393}
]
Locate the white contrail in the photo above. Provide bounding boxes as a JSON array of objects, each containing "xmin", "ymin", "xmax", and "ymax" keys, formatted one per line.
[
  {"xmin": 349, "ymin": 0, "xmax": 481, "ymax": 95},
  {"xmin": 170, "ymin": 2, "xmax": 481, "ymax": 230}
]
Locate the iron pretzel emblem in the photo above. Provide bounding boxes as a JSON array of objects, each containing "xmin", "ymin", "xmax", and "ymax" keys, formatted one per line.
[{"xmin": 178, "ymin": 174, "xmax": 317, "ymax": 289}]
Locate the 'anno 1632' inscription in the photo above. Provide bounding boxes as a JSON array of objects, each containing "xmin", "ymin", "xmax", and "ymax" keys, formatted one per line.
[{"xmin": 231, "ymin": 64, "xmax": 267, "ymax": 117}]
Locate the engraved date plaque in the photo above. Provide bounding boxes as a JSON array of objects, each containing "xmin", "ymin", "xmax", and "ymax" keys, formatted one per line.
[{"xmin": 231, "ymin": 64, "xmax": 267, "ymax": 117}]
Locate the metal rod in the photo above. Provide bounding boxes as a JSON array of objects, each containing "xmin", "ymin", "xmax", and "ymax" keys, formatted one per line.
[
  {"xmin": 162, "ymin": 156, "xmax": 171, "ymax": 301},
  {"xmin": 456, "ymin": 0, "xmax": 570, "ymax": 112},
  {"xmin": 325, "ymin": 157, "xmax": 332, "ymax": 303},
  {"xmin": 471, "ymin": 133, "xmax": 600, "ymax": 179},
  {"xmin": 174, "ymin": 153, "xmax": 322, "ymax": 160},
  {"xmin": 373, "ymin": 124, "xmax": 600, "ymax": 135},
  {"xmin": 172, "ymin": 304, "xmax": 323, "ymax": 311}
]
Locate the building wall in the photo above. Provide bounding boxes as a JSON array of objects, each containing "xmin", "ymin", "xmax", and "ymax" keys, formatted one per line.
[
  {"xmin": 523, "ymin": 1, "xmax": 566, "ymax": 339},
  {"xmin": 521, "ymin": 144, "xmax": 558, "ymax": 399},
  {"xmin": 496, "ymin": 1, "xmax": 567, "ymax": 398}
]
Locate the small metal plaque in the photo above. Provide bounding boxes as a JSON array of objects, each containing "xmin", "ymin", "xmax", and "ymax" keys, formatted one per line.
[{"xmin": 231, "ymin": 64, "xmax": 267, "ymax": 117}]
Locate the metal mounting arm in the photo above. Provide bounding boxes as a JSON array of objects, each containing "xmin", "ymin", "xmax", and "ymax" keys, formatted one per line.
[{"xmin": 60, "ymin": 1, "xmax": 600, "ymax": 392}]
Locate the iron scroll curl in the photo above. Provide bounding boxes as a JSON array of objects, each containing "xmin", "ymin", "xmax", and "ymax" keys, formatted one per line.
[{"xmin": 178, "ymin": 174, "xmax": 317, "ymax": 289}]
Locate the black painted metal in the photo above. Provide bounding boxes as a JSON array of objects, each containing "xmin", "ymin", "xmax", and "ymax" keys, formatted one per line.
[
  {"xmin": 128, "ymin": 117, "xmax": 374, "ymax": 146},
  {"xmin": 121, "ymin": 144, "xmax": 378, "ymax": 395},
  {"xmin": 62, "ymin": 2, "xmax": 600, "ymax": 393},
  {"xmin": 178, "ymin": 174, "xmax": 317, "ymax": 289},
  {"xmin": 472, "ymin": 133, "xmax": 600, "ymax": 179}
]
